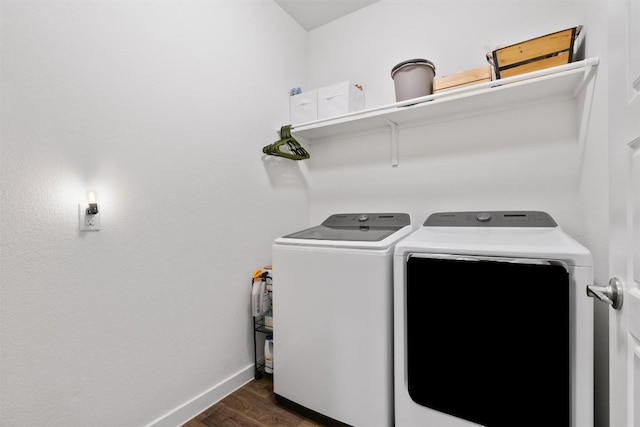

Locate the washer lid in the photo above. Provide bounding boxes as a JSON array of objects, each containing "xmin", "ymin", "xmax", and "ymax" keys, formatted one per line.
[
  {"xmin": 395, "ymin": 211, "xmax": 592, "ymax": 266},
  {"xmin": 424, "ymin": 211, "xmax": 558, "ymax": 227},
  {"xmin": 282, "ymin": 213, "xmax": 410, "ymax": 242}
]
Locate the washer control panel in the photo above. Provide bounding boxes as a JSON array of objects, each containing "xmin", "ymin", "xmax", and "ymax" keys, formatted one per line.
[
  {"xmin": 322, "ymin": 213, "xmax": 411, "ymax": 228},
  {"xmin": 423, "ymin": 211, "xmax": 557, "ymax": 227},
  {"xmin": 283, "ymin": 213, "xmax": 411, "ymax": 242}
]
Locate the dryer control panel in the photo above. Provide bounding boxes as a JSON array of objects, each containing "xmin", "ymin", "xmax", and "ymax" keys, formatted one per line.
[{"xmin": 423, "ymin": 211, "xmax": 557, "ymax": 227}]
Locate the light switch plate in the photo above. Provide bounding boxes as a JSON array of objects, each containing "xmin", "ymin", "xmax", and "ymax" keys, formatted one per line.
[{"xmin": 79, "ymin": 204, "xmax": 100, "ymax": 231}]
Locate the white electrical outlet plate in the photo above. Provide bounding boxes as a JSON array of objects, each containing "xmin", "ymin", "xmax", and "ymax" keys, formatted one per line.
[{"xmin": 78, "ymin": 204, "xmax": 100, "ymax": 231}]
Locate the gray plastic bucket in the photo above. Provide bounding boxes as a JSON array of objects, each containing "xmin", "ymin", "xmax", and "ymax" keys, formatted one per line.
[{"xmin": 391, "ymin": 58, "xmax": 436, "ymax": 102}]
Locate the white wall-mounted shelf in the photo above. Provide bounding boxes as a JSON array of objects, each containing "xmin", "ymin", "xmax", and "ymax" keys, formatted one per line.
[{"xmin": 289, "ymin": 57, "xmax": 599, "ymax": 165}]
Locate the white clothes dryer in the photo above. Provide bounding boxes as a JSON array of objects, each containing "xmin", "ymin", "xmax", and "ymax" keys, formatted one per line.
[
  {"xmin": 272, "ymin": 213, "xmax": 412, "ymax": 427},
  {"xmin": 393, "ymin": 211, "xmax": 593, "ymax": 427}
]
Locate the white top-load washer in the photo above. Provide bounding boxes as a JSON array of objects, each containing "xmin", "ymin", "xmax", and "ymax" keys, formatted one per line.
[
  {"xmin": 272, "ymin": 213, "xmax": 412, "ymax": 427},
  {"xmin": 393, "ymin": 211, "xmax": 594, "ymax": 427}
]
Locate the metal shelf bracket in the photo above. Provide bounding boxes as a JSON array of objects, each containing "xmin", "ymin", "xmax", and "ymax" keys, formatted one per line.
[{"xmin": 385, "ymin": 118, "xmax": 399, "ymax": 167}]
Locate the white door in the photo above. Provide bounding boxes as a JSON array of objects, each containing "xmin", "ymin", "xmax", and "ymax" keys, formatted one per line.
[{"xmin": 604, "ymin": 0, "xmax": 640, "ymax": 425}]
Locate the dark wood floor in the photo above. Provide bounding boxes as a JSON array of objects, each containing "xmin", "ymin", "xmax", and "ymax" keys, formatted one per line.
[{"xmin": 182, "ymin": 375, "xmax": 325, "ymax": 427}]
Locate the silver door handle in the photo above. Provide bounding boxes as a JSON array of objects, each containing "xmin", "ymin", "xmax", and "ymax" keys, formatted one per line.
[{"xmin": 586, "ymin": 277, "xmax": 623, "ymax": 310}]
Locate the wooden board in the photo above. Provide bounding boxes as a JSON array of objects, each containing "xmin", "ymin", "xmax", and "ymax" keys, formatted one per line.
[
  {"xmin": 433, "ymin": 65, "xmax": 492, "ymax": 92},
  {"xmin": 491, "ymin": 26, "xmax": 580, "ymax": 79},
  {"xmin": 493, "ymin": 28, "xmax": 576, "ymax": 68},
  {"xmin": 498, "ymin": 52, "xmax": 571, "ymax": 79}
]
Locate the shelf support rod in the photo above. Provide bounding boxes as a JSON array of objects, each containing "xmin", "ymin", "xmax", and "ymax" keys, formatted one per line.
[
  {"xmin": 573, "ymin": 59, "xmax": 598, "ymax": 98},
  {"xmin": 385, "ymin": 118, "xmax": 399, "ymax": 167},
  {"xmin": 576, "ymin": 61, "xmax": 598, "ymax": 160}
]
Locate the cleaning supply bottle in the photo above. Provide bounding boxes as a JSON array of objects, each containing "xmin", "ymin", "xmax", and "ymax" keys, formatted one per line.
[
  {"xmin": 251, "ymin": 269, "xmax": 263, "ymax": 317},
  {"xmin": 264, "ymin": 335, "xmax": 274, "ymax": 374}
]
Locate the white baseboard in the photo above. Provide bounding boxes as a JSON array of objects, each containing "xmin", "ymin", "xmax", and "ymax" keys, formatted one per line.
[{"xmin": 146, "ymin": 364, "xmax": 255, "ymax": 427}]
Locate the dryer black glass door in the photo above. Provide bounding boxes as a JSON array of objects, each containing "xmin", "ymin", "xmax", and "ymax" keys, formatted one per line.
[{"xmin": 405, "ymin": 256, "xmax": 570, "ymax": 427}]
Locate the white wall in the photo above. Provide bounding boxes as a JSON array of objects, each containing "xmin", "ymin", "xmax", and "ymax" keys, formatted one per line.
[
  {"xmin": 304, "ymin": 0, "xmax": 601, "ymax": 235},
  {"xmin": 0, "ymin": 1, "xmax": 308, "ymax": 426},
  {"xmin": 1, "ymin": 0, "xmax": 612, "ymax": 426},
  {"xmin": 305, "ymin": 0, "xmax": 609, "ymax": 425},
  {"xmin": 578, "ymin": 2, "xmax": 610, "ymax": 426},
  {"xmin": 307, "ymin": 0, "xmax": 587, "ymax": 109}
]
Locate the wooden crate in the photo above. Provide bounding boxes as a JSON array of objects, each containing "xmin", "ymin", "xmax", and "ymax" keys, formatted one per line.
[
  {"xmin": 433, "ymin": 65, "xmax": 492, "ymax": 92},
  {"xmin": 491, "ymin": 26, "xmax": 582, "ymax": 79}
]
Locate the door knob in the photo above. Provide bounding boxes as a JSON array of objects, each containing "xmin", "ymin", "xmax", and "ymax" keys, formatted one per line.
[{"xmin": 586, "ymin": 277, "xmax": 623, "ymax": 310}]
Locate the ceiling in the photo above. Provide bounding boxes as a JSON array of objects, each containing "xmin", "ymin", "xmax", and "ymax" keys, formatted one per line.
[{"xmin": 274, "ymin": 0, "xmax": 382, "ymax": 31}]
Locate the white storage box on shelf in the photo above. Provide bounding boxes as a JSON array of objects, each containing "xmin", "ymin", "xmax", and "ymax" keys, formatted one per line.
[
  {"xmin": 317, "ymin": 81, "xmax": 365, "ymax": 120},
  {"xmin": 289, "ymin": 89, "xmax": 317, "ymax": 125}
]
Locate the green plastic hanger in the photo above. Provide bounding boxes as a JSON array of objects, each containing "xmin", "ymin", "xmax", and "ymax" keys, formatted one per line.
[{"xmin": 263, "ymin": 125, "xmax": 310, "ymax": 161}]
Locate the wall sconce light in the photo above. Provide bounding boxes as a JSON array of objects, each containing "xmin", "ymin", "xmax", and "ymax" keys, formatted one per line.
[
  {"xmin": 86, "ymin": 190, "xmax": 99, "ymax": 215},
  {"xmin": 79, "ymin": 190, "xmax": 100, "ymax": 232}
]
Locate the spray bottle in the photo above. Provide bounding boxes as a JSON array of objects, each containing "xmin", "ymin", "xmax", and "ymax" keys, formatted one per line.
[{"xmin": 251, "ymin": 269, "xmax": 263, "ymax": 317}]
